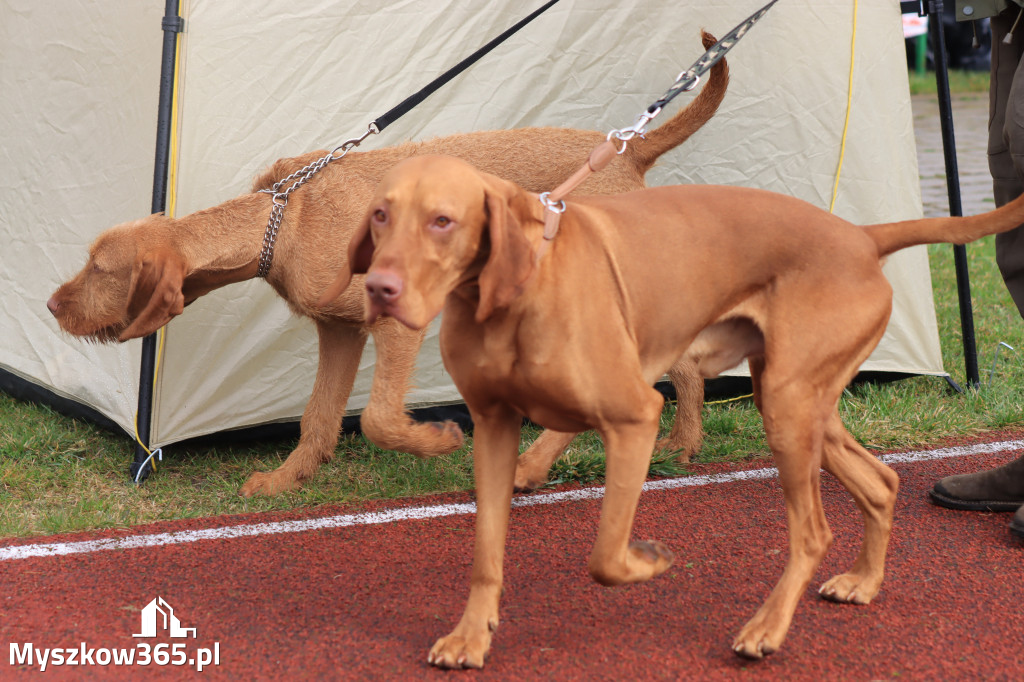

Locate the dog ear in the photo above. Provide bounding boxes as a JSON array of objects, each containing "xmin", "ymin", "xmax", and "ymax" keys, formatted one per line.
[
  {"xmin": 475, "ymin": 181, "xmax": 536, "ymax": 323},
  {"xmin": 317, "ymin": 211, "xmax": 376, "ymax": 307},
  {"xmin": 118, "ymin": 248, "xmax": 187, "ymax": 341}
]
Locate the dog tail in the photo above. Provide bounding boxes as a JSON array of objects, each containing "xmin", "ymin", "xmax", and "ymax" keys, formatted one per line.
[
  {"xmin": 865, "ymin": 192, "xmax": 1024, "ymax": 258},
  {"xmin": 628, "ymin": 30, "xmax": 729, "ymax": 174}
]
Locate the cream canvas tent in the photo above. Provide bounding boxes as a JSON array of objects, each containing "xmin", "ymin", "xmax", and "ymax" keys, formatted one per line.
[{"xmin": 2, "ymin": 1, "xmax": 943, "ymax": 455}]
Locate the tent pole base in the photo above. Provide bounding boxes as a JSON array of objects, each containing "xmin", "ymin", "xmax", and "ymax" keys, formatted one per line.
[{"xmin": 130, "ymin": 444, "xmax": 154, "ymax": 484}]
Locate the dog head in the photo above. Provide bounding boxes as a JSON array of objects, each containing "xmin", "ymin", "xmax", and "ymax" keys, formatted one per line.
[
  {"xmin": 47, "ymin": 216, "xmax": 188, "ymax": 343},
  {"xmin": 318, "ymin": 155, "xmax": 537, "ymax": 329}
]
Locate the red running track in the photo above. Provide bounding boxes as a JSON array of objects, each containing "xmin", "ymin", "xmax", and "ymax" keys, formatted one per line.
[{"xmin": 2, "ymin": 432, "xmax": 1023, "ymax": 680}]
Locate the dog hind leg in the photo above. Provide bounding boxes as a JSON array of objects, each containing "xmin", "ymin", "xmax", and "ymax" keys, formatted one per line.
[
  {"xmin": 513, "ymin": 429, "xmax": 577, "ymax": 491},
  {"xmin": 731, "ymin": 269, "xmax": 894, "ymax": 657},
  {"xmin": 732, "ymin": 357, "xmax": 834, "ymax": 659},
  {"xmin": 655, "ymin": 355, "xmax": 704, "ymax": 460},
  {"xmin": 817, "ymin": 412, "xmax": 898, "ymax": 604},
  {"xmin": 240, "ymin": 321, "xmax": 367, "ymax": 496}
]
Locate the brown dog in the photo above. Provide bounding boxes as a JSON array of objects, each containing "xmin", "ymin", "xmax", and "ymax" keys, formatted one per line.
[
  {"xmin": 46, "ymin": 33, "xmax": 726, "ymax": 496},
  {"xmin": 321, "ymin": 153, "xmax": 1024, "ymax": 665}
]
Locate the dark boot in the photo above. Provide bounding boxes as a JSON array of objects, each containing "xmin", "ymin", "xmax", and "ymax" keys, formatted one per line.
[
  {"xmin": 1013, "ymin": 505, "xmax": 1024, "ymax": 539},
  {"xmin": 929, "ymin": 454, "xmax": 1024, "ymax": 511}
]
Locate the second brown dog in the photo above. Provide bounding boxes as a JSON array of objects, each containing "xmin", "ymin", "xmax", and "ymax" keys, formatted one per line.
[{"xmin": 47, "ymin": 33, "xmax": 727, "ymax": 494}]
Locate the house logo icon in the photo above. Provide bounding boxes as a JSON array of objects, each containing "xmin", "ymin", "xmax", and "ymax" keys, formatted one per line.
[{"xmin": 133, "ymin": 597, "xmax": 197, "ymax": 638}]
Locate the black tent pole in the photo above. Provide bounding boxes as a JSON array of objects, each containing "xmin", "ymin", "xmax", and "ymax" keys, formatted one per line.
[
  {"xmin": 903, "ymin": 0, "xmax": 981, "ymax": 388},
  {"xmin": 925, "ymin": 0, "xmax": 981, "ymax": 389},
  {"xmin": 131, "ymin": 0, "xmax": 183, "ymax": 483}
]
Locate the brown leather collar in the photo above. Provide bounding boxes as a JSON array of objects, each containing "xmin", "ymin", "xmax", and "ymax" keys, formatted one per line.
[{"xmin": 534, "ymin": 138, "xmax": 620, "ymax": 262}]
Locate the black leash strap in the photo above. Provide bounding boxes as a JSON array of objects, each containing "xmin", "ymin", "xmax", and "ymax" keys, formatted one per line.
[
  {"xmin": 258, "ymin": 0, "xmax": 562, "ymax": 277},
  {"xmin": 371, "ymin": 0, "xmax": 562, "ymax": 133}
]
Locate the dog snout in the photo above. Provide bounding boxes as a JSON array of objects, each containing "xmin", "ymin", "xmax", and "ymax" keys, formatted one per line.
[
  {"xmin": 366, "ymin": 270, "xmax": 403, "ymax": 305},
  {"xmin": 46, "ymin": 294, "xmax": 61, "ymax": 316}
]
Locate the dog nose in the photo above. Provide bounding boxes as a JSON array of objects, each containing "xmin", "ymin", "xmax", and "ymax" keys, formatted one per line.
[
  {"xmin": 46, "ymin": 295, "xmax": 60, "ymax": 315},
  {"xmin": 365, "ymin": 271, "xmax": 403, "ymax": 304}
]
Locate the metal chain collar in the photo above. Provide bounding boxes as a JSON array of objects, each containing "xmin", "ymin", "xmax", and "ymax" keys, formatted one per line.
[{"xmin": 256, "ymin": 125, "xmax": 378, "ymax": 278}]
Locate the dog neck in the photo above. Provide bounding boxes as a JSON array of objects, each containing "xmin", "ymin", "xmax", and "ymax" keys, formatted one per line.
[{"xmin": 170, "ymin": 191, "xmax": 271, "ymax": 294}]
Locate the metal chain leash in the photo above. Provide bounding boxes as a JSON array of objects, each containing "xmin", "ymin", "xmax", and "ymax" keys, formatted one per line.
[
  {"xmin": 256, "ymin": 125, "xmax": 379, "ymax": 278},
  {"xmin": 609, "ymin": 0, "xmax": 778, "ymax": 148},
  {"xmin": 536, "ymin": 0, "xmax": 778, "ymax": 248}
]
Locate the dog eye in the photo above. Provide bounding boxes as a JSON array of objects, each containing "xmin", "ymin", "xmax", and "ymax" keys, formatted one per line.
[
  {"xmin": 433, "ymin": 216, "xmax": 453, "ymax": 229},
  {"xmin": 372, "ymin": 209, "xmax": 387, "ymax": 224}
]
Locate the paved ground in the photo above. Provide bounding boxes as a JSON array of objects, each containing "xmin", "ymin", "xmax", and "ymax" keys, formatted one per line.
[{"xmin": 912, "ymin": 92, "xmax": 993, "ymax": 218}]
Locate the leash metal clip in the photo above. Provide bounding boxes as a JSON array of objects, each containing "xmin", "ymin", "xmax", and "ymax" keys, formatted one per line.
[
  {"xmin": 538, "ymin": 191, "xmax": 566, "ymax": 214},
  {"xmin": 331, "ymin": 123, "xmax": 380, "ymax": 159},
  {"xmin": 608, "ymin": 106, "xmax": 663, "ymax": 153}
]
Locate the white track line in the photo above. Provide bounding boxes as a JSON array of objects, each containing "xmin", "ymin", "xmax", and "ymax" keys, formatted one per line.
[{"xmin": 2, "ymin": 439, "xmax": 1021, "ymax": 563}]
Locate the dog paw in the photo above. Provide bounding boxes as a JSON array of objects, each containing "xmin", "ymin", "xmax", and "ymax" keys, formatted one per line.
[
  {"xmin": 427, "ymin": 632, "xmax": 491, "ymax": 670},
  {"xmin": 397, "ymin": 421, "xmax": 465, "ymax": 458},
  {"xmin": 431, "ymin": 420, "xmax": 466, "ymax": 452},
  {"xmin": 512, "ymin": 464, "xmax": 549, "ymax": 492},
  {"xmin": 239, "ymin": 469, "xmax": 302, "ymax": 497},
  {"xmin": 630, "ymin": 540, "xmax": 674, "ymax": 574},
  {"xmin": 590, "ymin": 540, "xmax": 674, "ymax": 586},
  {"xmin": 818, "ymin": 572, "xmax": 880, "ymax": 605},
  {"xmin": 731, "ymin": 619, "xmax": 784, "ymax": 660},
  {"xmin": 731, "ymin": 633, "xmax": 779, "ymax": 660},
  {"xmin": 654, "ymin": 436, "xmax": 700, "ymax": 462}
]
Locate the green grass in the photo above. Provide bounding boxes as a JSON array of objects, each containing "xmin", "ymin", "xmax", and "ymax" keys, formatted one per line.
[
  {"xmin": 0, "ymin": 405, "xmax": 478, "ymax": 537},
  {"xmin": 908, "ymin": 69, "xmax": 990, "ymax": 96}
]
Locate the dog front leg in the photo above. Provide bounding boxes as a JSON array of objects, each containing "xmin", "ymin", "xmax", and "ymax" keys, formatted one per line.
[
  {"xmin": 359, "ymin": 318, "xmax": 464, "ymax": 456},
  {"xmin": 588, "ymin": 389, "xmax": 674, "ymax": 586},
  {"xmin": 239, "ymin": 321, "xmax": 367, "ymax": 496},
  {"xmin": 428, "ymin": 407, "xmax": 521, "ymax": 670}
]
